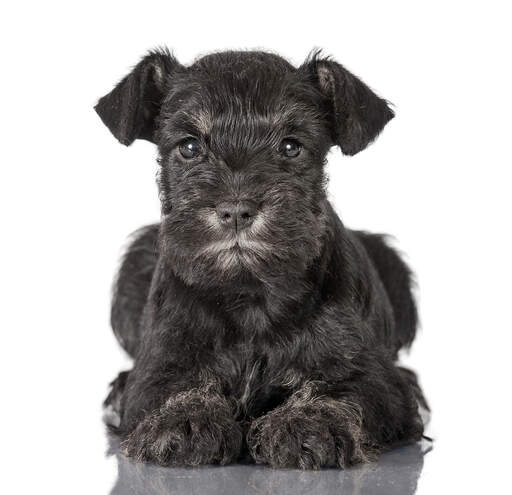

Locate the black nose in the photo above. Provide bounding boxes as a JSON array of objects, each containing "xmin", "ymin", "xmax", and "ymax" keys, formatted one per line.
[{"xmin": 216, "ymin": 200, "xmax": 258, "ymax": 231}]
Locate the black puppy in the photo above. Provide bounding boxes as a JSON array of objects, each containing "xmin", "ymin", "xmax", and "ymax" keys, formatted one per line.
[{"xmin": 96, "ymin": 48, "xmax": 427, "ymax": 469}]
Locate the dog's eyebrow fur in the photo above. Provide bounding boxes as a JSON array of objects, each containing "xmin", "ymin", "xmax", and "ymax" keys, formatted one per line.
[
  {"xmin": 193, "ymin": 109, "xmax": 213, "ymax": 135},
  {"xmin": 167, "ymin": 109, "xmax": 212, "ymax": 137}
]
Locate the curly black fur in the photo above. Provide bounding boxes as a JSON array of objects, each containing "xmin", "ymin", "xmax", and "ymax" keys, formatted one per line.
[{"xmin": 96, "ymin": 48, "xmax": 427, "ymax": 469}]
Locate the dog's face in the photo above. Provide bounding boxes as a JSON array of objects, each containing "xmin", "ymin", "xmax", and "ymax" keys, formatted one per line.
[{"xmin": 96, "ymin": 49, "xmax": 393, "ymax": 289}]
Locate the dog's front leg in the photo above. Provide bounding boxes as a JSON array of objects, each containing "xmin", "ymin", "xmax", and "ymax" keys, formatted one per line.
[
  {"xmin": 247, "ymin": 352, "xmax": 424, "ymax": 469},
  {"xmin": 112, "ymin": 257, "xmax": 243, "ymax": 466},
  {"xmin": 120, "ymin": 378, "xmax": 242, "ymax": 466}
]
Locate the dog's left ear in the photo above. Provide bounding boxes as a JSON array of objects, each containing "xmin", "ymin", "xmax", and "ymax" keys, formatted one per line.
[
  {"xmin": 304, "ymin": 55, "xmax": 394, "ymax": 155},
  {"xmin": 95, "ymin": 48, "xmax": 181, "ymax": 146}
]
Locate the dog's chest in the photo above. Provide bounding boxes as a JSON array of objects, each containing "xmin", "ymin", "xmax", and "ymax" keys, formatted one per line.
[
  {"xmin": 232, "ymin": 351, "xmax": 286, "ymax": 418},
  {"xmin": 220, "ymin": 294, "xmax": 297, "ymax": 416},
  {"xmin": 225, "ymin": 295, "xmax": 272, "ymax": 334},
  {"xmin": 222, "ymin": 333, "xmax": 293, "ymax": 418}
]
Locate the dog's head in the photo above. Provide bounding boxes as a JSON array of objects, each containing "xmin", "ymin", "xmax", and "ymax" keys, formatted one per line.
[{"xmin": 96, "ymin": 49, "xmax": 393, "ymax": 288}]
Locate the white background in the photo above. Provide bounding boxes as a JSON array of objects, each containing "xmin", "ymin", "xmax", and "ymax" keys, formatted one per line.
[{"xmin": 1, "ymin": 1, "xmax": 511, "ymax": 493}]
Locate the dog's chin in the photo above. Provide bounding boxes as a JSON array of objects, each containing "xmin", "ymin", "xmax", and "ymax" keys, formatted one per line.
[
  {"xmin": 197, "ymin": 237, "xmax": 273, "ymax": 274},
  {"xmin": 164, "ymin": 241, "xmax": 263, "ymax": 290}
]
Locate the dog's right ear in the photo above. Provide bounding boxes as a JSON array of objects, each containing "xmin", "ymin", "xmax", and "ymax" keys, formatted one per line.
[
  {"xmin": 303, "ymin": 52, "xmax": 394, "ymax": 156},
  {"xmin": 95, "ymin": 49, "xmax": 181, "ymax": 146}
]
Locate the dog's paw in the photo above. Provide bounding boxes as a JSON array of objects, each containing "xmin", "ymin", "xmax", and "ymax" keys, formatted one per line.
[
  {"xmin": 248, "ymin": 410, "xmax": 337, "ymax": 469},
  {"xmin": 121, "ymin": 386, "xmax": 242, "ymax": 466},
  {"xmin": 247, "ymin": 386, "xmax": 374, "ymax": 469}
]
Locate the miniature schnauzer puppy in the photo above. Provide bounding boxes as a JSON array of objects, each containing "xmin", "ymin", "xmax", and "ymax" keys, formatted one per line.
[{"xmin": 96, "ymin": 48, "xmax": 427, "ymax": 469}]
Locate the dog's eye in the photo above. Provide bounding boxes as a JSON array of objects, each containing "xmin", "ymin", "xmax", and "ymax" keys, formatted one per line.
[
  {"xmin": 278, "ymin": 139, "xmax": 302, "ymax": 158},
  {"xmin": 179, "ymin": 138, "xmax": 203, "ymax": 159}
]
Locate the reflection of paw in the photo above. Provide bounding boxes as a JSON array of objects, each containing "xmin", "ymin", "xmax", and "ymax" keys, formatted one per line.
[
  {"xmin": 121, "ymin": 386, "xmax": 242, "ymax": 466},
  {"xmin": 247, "ymin": 385, "xmax": 373, "ymax": 469}
]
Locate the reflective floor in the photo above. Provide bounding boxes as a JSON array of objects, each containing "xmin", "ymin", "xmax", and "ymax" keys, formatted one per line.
[{"xmin": 108, "ymin": 437, "xmax": 432, "ymax": 495}]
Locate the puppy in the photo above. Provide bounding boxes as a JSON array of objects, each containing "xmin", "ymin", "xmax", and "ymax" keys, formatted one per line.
[{"xmin": 96, "ymin": 48, "xmax": 427, "ymax": 469}]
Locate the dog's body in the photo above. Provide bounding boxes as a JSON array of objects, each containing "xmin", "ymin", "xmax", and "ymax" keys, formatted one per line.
[{"xmin": 97, "ymin": 49, "xmax": 426, "ymax": 469}]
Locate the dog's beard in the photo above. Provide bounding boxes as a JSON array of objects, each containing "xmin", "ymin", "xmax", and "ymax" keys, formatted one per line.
[
  {"xmin": 162, "ymin": 202, "xmax": 326, "ymax": 289},
  {"xmin": 193, "ymin": 210, "xmax": 274, "ymax": 273},
  {"xmin": 197, "ymin": 238, "xmax": 270, "ymax": 271}
]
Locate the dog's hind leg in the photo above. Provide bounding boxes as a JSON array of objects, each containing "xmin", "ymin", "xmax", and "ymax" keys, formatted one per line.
[
  {"xmin": 103, "ymin": 370, "xmax": 130, "ymax": 427},
  {"xmin": 353, "ymin": 231, "xmax": 418, "ymax": 356},
  {"xmin": 353, "ymin": 233, "xmax": 430, "ymax": 431},
  {"xmin": 105, "ymin": 225, "xmax": 159, "ymax": 424},
  {"xmin": 110, "ymin": 224, "xmax": 160, "ymax": 358},
  {"xmin": 397, "ymin": 366, "xmax": 431, "ymax": 426}
]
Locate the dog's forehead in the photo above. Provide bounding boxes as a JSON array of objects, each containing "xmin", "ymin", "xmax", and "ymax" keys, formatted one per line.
[
  {"xmin": 177, "ymin": 52, "xmax": 298, "ymax": 112},
  {"xmin": 162, "ymin": 51, "xmax": 324, "ymax": 142}
]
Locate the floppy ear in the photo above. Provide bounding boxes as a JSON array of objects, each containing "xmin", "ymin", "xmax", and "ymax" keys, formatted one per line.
[
  {"xmin": 305, "ymin": 55, "xmax": 394, "ymax": 155},
  {"xmin": 95, "ymin": 49, "xmax": 181, "ymax": 146}
]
